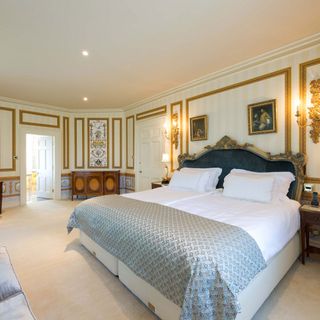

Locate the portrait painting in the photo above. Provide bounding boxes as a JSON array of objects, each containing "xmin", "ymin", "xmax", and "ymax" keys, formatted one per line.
[
  {"xmin": 190, "ymin": 115, "xmax": 208, "ymax": 141},
  {"xmin": 248, "ymin": 100, "xmax": 277, "ymax": 135}
]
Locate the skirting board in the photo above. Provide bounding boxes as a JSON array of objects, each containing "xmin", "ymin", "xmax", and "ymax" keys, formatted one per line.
[{"xmin": 80, "ymin": 230, "xmax": 300, "ymax": 320}]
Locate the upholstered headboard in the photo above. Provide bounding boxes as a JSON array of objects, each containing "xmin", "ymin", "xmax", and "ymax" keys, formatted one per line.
[{"xmin": 178, "ymin": 136, "xmax": 306, "ymax": 200}]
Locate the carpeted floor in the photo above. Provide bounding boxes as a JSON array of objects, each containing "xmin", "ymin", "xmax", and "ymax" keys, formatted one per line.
[{"xmin": 0, "ymin": 200, "xmax": 319, "ymax": 320}]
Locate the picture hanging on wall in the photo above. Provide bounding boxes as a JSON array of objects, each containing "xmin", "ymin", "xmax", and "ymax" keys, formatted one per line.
[
  {"xmin": 88, "ymin": 118, "xmax": 109, "ymax": 168},
  {"xmin": 190, "ymin": 115, "xmax": 208, "ymax": 141},
  {"xmin": 248, "ymin": 99, "xmax": 277, "ymax": 135}
]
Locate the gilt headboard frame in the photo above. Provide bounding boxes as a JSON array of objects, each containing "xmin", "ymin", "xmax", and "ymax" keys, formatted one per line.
[{"xmin": 178, "ymin": 136, "xmax": 306, "ymax": 201}]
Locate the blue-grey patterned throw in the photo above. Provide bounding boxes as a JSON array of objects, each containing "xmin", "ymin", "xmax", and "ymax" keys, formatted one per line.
[{"xmin": 67, "ymin": 195, "xmax": 266, "ymax": 320}]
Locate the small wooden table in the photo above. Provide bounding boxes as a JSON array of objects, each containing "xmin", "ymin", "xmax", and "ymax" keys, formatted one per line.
[
  {"xmin": 300, "ymin": 204, "xmax": 320, "ymax": 264},
  {"xmin": 151, "ymin": 182, "xmax": 163, "ymax": 189}
]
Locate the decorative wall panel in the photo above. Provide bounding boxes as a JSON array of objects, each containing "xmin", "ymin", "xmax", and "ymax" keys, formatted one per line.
[
  {"xmin": 87, "ymin": 118, "xmax": 109, "ymax": 168},
  {"xmin": 170, "ymin": 101, "xmax": 183, "ymax": 172}
]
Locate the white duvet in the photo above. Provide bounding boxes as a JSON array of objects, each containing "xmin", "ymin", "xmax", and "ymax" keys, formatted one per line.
[
  {"xmin": 123, "ymin": 188, "xmax": 300, "ymax": 263},
  {"xmin": 123, "ymin": 186, "xmax": 215, "ymax": 205}
]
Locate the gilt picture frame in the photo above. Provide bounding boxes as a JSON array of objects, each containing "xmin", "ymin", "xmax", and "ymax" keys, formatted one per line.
[
  {"xmin": 190, "ymin": 115, "xmax": 208, "ymax": 141},
  {"xmin": 248, "ymin": 99, "xmax": 277, "ymax": 135}
]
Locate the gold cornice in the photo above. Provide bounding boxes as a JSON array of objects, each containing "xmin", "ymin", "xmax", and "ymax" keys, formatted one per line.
[{"xmin": 185, "ymin": 68, "xmax": 292, "ymax": 153}]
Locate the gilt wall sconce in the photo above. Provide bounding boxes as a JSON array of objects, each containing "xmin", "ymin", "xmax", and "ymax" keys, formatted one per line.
[
  {"xmin": 295, "ymin": 79, "xmax": 320, "ymax": 143},
  {"xmin": 163, "ymin": 114, "xmax": 180, "ymax": 150},
  {"xmin": 171, "ymin": 113, "xmax": 180, "ymax": 150}
]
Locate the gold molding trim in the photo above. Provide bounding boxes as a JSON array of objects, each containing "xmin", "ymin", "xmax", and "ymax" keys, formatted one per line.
[
  {"xmin": 121, "ymin": 172, "xmax": 135, "ymax": 177},
  {"xmin": 304, "ymin": 177, "xmax": 320, "ymax": 183},
  {"xmin": 63, "ymin": 116, "xmax": 69, "ymax": 169},
  {"xmin": 179, "ymin": 135, "xmax": 305, "ymax": 201},
  {"xmin": 61, "ymin": 173, "xmax": 71, "ymax": 177},
  {"xmin": 112, "ymin": 118, "xmax": 123, "ymax": 169},
  {"xmin": 19, "ymin": 110, "xmax": 60, "ymax": 128},
  {"xmin": 170, "ymin": 101, "xmax": 183, "ymax": 172},
  {"xmin": 126, "ymin": 115, "xmax": 135, "ymax": 169},
  {"xmin": 74, "ymin": 118, "xmax": 85, "ymax": 169},
  {"xmin": 299, "ymin": 58, "xmax": 320, "ymax": 153},
  {"xmin": 87, "ymin": 118, "xmax": 109, "ymax": 168},
  {"xmin": 0, "ymin": 176, "xmax": 20, "ymax": 181},
  {"xmin": 299, "ymin": 58, "xmax": 320, "ymax": 182},
  {"xmin": 185, "ymin": 68, "xmax": 292, "ymax": 153},
  {"xmin": 0, "ymin": 107, "xmax": 16, "ymax": 172},
  {"xmin": 136, "ymin": 105, "xmax": 167, "ymax": 121}
]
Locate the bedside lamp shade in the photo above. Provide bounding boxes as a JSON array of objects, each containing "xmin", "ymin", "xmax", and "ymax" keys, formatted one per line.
[{"xmin": 161, "ymin": 153, "xmax": 169, "ymax": 163}]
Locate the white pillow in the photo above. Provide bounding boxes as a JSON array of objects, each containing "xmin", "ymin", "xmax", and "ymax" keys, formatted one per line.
[
  {"xmin": 223, "ymin": 174, "xmax": 274, "ymax": 203},
  {"xmin": 180, "ymin": 167, "xmax": 222, "ymax": 191},
  {"xmin": 231, "ymin": 169, "xmax": 295, "ymax": 201},
  {"xmin": 168, "ymin": 171, "xmax": 211, "ymax": 192}
]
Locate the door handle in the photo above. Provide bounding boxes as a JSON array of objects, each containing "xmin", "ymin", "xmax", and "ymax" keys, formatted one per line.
[{"xmin": 139, "ymin": 171, "xmax": 142, "ymax": 173}]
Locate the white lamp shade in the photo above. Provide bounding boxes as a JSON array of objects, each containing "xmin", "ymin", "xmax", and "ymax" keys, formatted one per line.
[{"xmin": 161, "ymin": 153, "xmax": 170, "ymax": 163}]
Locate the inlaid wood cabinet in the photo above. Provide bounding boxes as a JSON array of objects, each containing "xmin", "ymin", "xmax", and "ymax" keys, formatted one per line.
[{"xmin": 72, "ymin": 171, "xmax": 120, "ymax": 200}]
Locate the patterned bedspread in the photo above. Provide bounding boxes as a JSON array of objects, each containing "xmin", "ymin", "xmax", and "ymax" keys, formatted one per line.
[{"xmin": 67, "ymin": 195, "xmax": 266, "ymax": 320}]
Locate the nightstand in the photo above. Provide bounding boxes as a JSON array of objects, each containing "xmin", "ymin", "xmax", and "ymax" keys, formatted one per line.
[
  {"xmin": 300, "ymin": 204, "xmax": 320, "ymax": 264},
  {"xmin": 151, "ymin": 182, "xmax": 167, "ymax": 189}
]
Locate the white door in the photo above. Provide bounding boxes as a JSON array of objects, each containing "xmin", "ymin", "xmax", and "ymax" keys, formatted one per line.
[
  {"xmin": 37, "ymin": 136, "xmax": 54, "ymax": 199},
  {"xmin": 136, "ymin": 117, "xmax": 166, "ymax": 191}
]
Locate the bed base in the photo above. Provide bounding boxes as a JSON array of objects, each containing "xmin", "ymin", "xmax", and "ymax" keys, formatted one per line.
[{"xmin": 80, "ymin": 231, "xmax": 300, "ymax": 320}]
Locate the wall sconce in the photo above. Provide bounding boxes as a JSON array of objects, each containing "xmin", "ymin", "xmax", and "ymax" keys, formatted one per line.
[
  {"xmin": 295, "ymin": 79, "xmax": 320, "ymax": 144},
  {"xmin": 171, "ymin": 113, "xmax": 180, "ymax": 150}
]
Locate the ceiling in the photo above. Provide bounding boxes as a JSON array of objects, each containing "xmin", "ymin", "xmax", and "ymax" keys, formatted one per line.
[{"xmin": 0, "ymin": 0, "xmax": 320, "ymax": 111}]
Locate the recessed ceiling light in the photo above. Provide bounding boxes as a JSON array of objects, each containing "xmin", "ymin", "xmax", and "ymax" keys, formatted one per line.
[
  {"xmin": 82, "ymin": 50, "xmax": 89, "ymax": 56},
  {"xmin": 83, "ymin": 97, "xmax": 88, "ymax": 101}
]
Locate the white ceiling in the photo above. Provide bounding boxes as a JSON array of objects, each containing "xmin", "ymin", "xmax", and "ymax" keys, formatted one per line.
[{"xmin": 0, "ymin": 0, "xmax": 320, "ymax": 111}]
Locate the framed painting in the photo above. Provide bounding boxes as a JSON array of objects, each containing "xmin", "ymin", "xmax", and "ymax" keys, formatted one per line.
[
  {"xmin": 88, "ymin": 118, "xmax": 109, "ymax": 168},
  {"xmin": 248, "ymin": 99, "xmax": 277, "ymax": 135},
  {"xmin": 190, "ymin": 115, "xmax": 208, "ymax": 141}
]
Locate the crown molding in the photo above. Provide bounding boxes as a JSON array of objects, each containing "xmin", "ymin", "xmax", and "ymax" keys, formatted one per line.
[
  {"xmin": 0, "ymin": 96, "xmax": 124, "ymax": 114},
  {"xmin": 123, "ymin": 32, "xmax": 320, "ymax": 111}
]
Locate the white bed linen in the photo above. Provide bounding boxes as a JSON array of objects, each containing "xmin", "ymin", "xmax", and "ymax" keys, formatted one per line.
[
  {"xmin": 123, "ymin": 186, "xmax": 215, "ymax": 205},
  {"xmin": 168, "ymin": 190, "xmax": 300, "ymax": 262}
]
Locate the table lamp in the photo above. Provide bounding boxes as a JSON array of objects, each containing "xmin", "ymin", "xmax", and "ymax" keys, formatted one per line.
[{"xmin": 161, "ymin": 153, "xmax": 170, "ymax": 184}]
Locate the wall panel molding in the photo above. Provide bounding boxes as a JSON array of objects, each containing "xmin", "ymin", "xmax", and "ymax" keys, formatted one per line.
[
  {"xmin": 0, "ymin": 107, "xmax": 16, "ymax": 171},
  {"xmin": 74, "ymin": 118, "xmax": 85, "ymax": 169},
  {"xmin": 63, "ymin": 116, "xmax": 70, "ymax": 169},
  {"xmin": 136, "ymin": 105, "xmax": 167, "ymax": 121},
  {"xmin": 19, "ymin": 110, "xmax": 60, "ymax": 128},
  {"xmin": 112, "ymin": 118, "xmax": 122, "ymax": 168},
  {"xmin": 299, "ymin": 57, "xmax": 320, "ymax": 181},
  {"xmin": 185, "ymin": 68, "xmax": 292, "ymax": 153},
  {"xmin": 126, "ymin": 115, "xmax": 135, "ymax": 169}
]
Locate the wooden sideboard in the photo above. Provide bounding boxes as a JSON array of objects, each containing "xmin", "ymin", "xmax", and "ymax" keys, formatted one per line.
[{"xmin": 71, "ymin": 171, "xmax": 120, "ymax": 200}]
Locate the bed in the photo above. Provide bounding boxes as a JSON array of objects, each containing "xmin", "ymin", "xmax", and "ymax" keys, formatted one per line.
[{"xmin": 67, "ymin": 136, "xmax": 306, "ymax": 320}]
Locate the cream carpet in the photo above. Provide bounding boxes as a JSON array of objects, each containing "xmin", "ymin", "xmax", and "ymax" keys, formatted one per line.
[{"xmin": 0, "ymin": 200, "xmax": 319, "ymax": 320}]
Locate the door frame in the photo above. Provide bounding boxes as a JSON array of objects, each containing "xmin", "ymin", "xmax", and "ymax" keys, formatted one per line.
[
  {"xmin": 135, "ymin": 116, "xmax": 166, "ymax": 192},
  {"xmin": 20, "ymin": 126, "xmax": 61, "ymax": 205}
]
